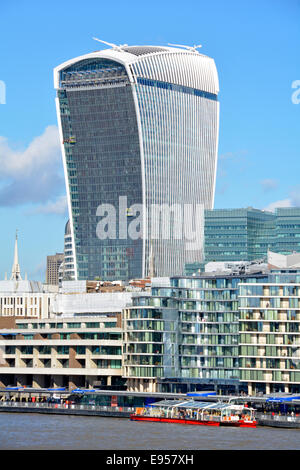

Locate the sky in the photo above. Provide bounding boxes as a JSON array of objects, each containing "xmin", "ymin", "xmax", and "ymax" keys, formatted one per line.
[{"xmin": 0, "ymin": 0, "xmax": 299, "ymax": 281}]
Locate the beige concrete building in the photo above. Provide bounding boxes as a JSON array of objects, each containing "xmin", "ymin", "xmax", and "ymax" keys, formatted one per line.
[
  {"xmin": 0, "ymin": 279, "xmax": 142, "ymax": 390},
  {"xmin": 46, "ymin": 253, "xmax": 64, "ymax": 286},
  {"xmin": 0, "ymin": 315, "xmax": 123, "ymax": 389}
]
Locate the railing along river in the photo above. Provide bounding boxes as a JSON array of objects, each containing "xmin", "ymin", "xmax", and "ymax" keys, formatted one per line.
[
  {"xmin": 0, "ymin": 400, "xmax": 135, "ymax": 414},
  {"xmin": 256, "ymin": 411, "xmax": 300, "ymax": 426}
]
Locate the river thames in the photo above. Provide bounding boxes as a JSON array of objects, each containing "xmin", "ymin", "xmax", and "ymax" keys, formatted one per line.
[{"xmin": 0, "ymin": 412, "xmax": 299, "ymax": 451}]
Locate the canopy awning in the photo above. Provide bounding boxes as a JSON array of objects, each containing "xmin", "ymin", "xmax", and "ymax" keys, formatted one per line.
[
  {"xmin": 47, "ymin": 388, "xmax": 66, "ymax": 391},
  {"xmin": 151, "ymin": 399, "xmax": 231, "ymax": 410}
]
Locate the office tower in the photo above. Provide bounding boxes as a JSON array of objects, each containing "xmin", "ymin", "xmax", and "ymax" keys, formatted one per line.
[
  {"xmin": 204, "ymin": 208, "xmax": 276, "ymax": 263},
  {"xmin": 54, "ymin": 42, "xmax": 219, "ymax": 281},
  {"xmin": 274, "ymin": 207, "xmax": 300, "ymax": 254},
  {"xmin": 46, "ymin": 253, "xmax": 64, "ymax": 285},
  {"xmin": 202, "ymin": 207, "xmax": 300, "ymax": 267}
]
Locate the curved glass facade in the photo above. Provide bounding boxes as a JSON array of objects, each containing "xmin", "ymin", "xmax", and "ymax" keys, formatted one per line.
[
  {"xmin": 55, "ymin": 46, "xmax": 219, "ymax": 280},
  {"xmin": 57, "ymin": 58, "xmax": 143, "ymax": 280},
  {"xmin": 135, "ymin": 78, "xmax": 218, "ymax": 276}
]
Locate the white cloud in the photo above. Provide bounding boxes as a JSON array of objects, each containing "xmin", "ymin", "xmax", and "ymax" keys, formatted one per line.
[
  {"xmin": 33, "ymin": 195, "xmax": 68, "ymax": 216},
  {"xmin": 0, "ymin": 125, "xmax": 61, "ymax": 177},
  {"xmin": 263, "ymin": 198, "xmax": 292, "ymax": 212},
  {"xmin": 263, "ymin": 186, "xmax": 300, "ymax": 212},
  {"xmin": 0, "ymin": 125, "xmax": 65, "ymax": 207}
]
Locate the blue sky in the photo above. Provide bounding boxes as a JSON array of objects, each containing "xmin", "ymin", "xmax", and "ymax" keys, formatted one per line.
[{"xmin": 0, "ymin": 0, "xmax": 299, "ymax": 281}]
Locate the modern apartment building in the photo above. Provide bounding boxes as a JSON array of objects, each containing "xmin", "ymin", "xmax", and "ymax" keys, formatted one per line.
[
  {"xmin": 54, "ymin": 42, "xmax": 219, "ymax": 281},
  {"xmin": 1, "ymin": 271, "xmax": 300, "ymax": 395},
  {"xmin": 239, "ymin": 270, "xmax": 300, "ymax": 395},
  {"xmin": 123, "ymin": 272, "xmax": 267, "ymax": 394},
  {"xmin": 124, "ymin": 265, "xmax": 300, "ymax": 395}
]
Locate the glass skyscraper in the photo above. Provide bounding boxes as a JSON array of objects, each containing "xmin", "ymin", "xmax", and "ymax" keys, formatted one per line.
[{"xmin": 54, "ymin": 44, "xmax": 219, "ymax": 281}]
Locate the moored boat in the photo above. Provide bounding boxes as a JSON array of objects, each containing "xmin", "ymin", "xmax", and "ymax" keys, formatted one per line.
[{"xmin": 130, "ymin": 399, "xmax": 256, "ymax": 428}]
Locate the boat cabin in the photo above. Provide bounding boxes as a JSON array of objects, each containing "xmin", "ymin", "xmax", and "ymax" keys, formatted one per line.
[{"xmin": 139, "ymin": 399, "xmax": 255, "ymax": 423}]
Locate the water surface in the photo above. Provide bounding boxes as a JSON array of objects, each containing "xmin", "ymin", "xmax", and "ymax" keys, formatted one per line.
[{"xmin": 0, "ymin": 412, "xmax": 299, "ymax": 450}]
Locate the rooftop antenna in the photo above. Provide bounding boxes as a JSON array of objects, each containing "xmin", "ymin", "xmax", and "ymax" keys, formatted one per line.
[
  {"xmin": 92, "ymin": 37, "xmax": 128, "ymax": 52},
  {"xmin": 168, "ymin": 43, "xmax": 202, "ymax": 52}
]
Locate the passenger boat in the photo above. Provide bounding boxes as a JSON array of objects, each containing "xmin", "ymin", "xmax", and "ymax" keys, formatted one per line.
[{"xmin": 130, "ymin": 399, "xmax": 256, "ymax": 428}]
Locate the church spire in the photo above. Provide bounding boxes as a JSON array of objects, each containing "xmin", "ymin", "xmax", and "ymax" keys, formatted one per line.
[{"xmin": 10, "ymin": 230, "xmax": 22, "ymax": 281}]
